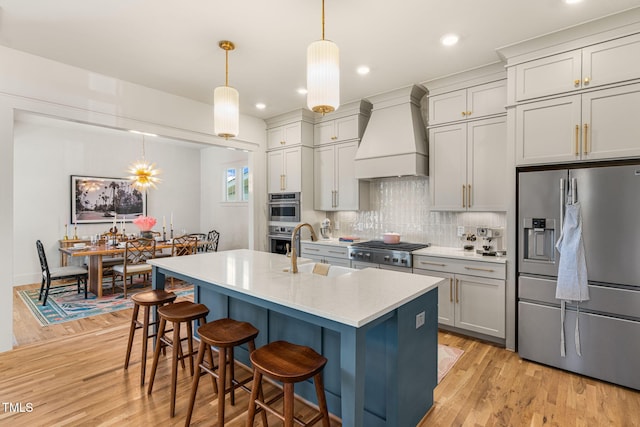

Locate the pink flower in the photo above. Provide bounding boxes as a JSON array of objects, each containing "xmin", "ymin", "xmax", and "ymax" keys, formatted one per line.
[{"xmin": 132, "ymin": 216, "xmax": 157, "ymax": 231}]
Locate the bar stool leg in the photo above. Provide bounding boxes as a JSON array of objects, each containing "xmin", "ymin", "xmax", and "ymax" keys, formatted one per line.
[
  {"xmin": 283, "ymin": 382, "xmax": 295, "ymax": 427},
  {"xmin": 185, "ymin": 339, "xmax": 207, "ymax": 426},
  {"xmin": 217, "ymin": 347, "xmax": 228, "ymax": 427},
  {"xmin": 313, "ymin": 373, "xmax": 330, "ymax": 427},
  {"xmin": 229, "ymin": 347, "xmax": 236, "ymax": 406},
  {"xmin": 246, "ymin": 369, "xmax": 262, "ymax": 427},
  {"xmin": 139, "ymin": 305, "xmax": 151, "ymax": 386},
  {"xmin": 170, "ymin": 321, "xmax": 180, "ymax": 417},
  {"xmin": 124, "ymin": 303, "xmax": 140, "ymax": 370},
  {"xmin": 147, "ymin": 318, "xmax": 167, "ymax": 395},
  {"xmin": 186, "ymin": 320, "xmax": 194, "ymax": 376}
]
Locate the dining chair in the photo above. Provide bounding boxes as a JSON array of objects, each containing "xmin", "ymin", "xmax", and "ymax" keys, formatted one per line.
[
  {"xmin": 188, "ymin": 233, "xmax": 206, "ymax": 253},
  {"xmin": 112, "ymin": 238, "xmax": 156, "ymax": 298},
  {"xmin": 36, "ymin": 240, "xmax": 88, "ymax": 306},
  {"xmin": 203, "ymin": 229, "xmax": 220, "ymax": 253},
  {"xmin": 167, "ymin": 234, "xmax": 198, "ymax": 288}
]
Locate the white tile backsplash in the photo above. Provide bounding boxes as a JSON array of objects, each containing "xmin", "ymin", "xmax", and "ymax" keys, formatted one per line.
[{"xmin": 329, "ymin": 176, "xmax": 506, "ymax": 248}]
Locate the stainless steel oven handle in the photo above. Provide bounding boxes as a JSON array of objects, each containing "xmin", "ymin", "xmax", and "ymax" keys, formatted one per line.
[{"xmin": 560, "ymin": 178, "xmax": 565, "ymax": 227}]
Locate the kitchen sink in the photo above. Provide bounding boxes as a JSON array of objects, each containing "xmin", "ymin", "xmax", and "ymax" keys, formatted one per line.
[{"xmin": 286, "ymin": 263, "xmax": 355, "ymax": 277}]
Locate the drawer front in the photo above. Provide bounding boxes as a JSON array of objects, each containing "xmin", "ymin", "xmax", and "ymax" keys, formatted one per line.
[
  {"xmin": 413, "ymin": 255, "xmax": 505, "ymax": 279},
  {"xmin": 300, "ymin": 243, "xmax": 349, "ymax": 259}
]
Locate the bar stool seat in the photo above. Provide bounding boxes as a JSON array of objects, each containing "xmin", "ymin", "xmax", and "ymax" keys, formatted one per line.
[
  {"xmin": 147, "ymin": 301, "xmax": 210, "ymax": 417},
  {"xmin": 247, "ymin": 340, "xmax": 330, "ymax": 427},
  {"xmin": 124, "ymin": 289, "xmax": 177, "ymax": 386},
  {"xmin": 185, "ymin": 318, "xmax": 266, "ymax": 427}
]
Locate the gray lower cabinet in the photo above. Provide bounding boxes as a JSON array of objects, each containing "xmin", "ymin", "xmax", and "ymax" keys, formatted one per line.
[
  {"xmin": 300, "ymin": 242, "xmax": 351, "ymax": 267},
  {"xmin": 413, "ymin": 255, "xmax": 506, "ymax": 339}
]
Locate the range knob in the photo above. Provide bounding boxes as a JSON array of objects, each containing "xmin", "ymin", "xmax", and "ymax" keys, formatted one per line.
[
  {"xmin": 392, "ymin": 258, "xmax": 398, "ymax": 263},
  {"xmin": 383, "ymin": 255, "xmax": 390, "ymax": 262},
  {"xmin": 401, "ymin": 258, "xmax": 407, "ymax": 264},
  {"xmin": 364, "ymin": 253, "xmax": 371, "ymax": 259},
  {"xmin": 357, "ymin": 252, "xmax": 364, "ymax": 258}
]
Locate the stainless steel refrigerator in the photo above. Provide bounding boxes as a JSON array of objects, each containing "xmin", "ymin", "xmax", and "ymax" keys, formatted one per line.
[{"xmin": 518, "ymin": 162, "xmax": 640, "ymax": 390}]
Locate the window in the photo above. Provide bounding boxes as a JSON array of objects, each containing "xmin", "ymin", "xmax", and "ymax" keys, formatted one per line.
[{"xmin": 224, "ymin": 165, "xmax": 249, "ymax": 202}]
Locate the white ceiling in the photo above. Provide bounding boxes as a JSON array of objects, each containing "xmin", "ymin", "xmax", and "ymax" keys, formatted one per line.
[{"xmin": 0, "ymin": 0, "xmax": 639, "ymax": 120}]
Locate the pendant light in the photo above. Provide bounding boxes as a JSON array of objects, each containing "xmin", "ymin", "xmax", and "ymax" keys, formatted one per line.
[
  {"xmin": 214, "ymin": 40, "xmax": 239, "ymax": 139},
  {"xmin": 128, "ymin": 134, "xmax": 161, "ymax": 190},
  {"xmin": 307, "ymin": 0, "xmax": 340, "ymax": 114}
]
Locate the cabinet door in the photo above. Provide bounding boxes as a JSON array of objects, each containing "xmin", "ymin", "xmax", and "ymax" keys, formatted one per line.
[
  {"xmin": 515, "ymin": 95, "xmax": 582, "ymax": 165},
  {"xmin": 314, "ymin": 145, "xmax": 335, "ymax": 210},
  {"xmin": 582, "ymin": 83, "xmax": 640, "ymax": 161},
  {"xmin": 467, "ymin": 117, "xmax": 507, "ymax": 211},
  {"xmin": 314, "ymin": 121, "xmax": 336, "ymax": 146},
  {"xmin": 515, "ymin": 50, "xmax": 582, "ymax": 101},
  {"xmin": 428, "ymin": 89, "xmax": 466, "ymax": 125},
  {"xmin": 335, "ymin": 115, "xmax": 359, "ymax": 141},
  {"xmin": 283, "ymin": 147, "xmax": 302, "ymax": 192},
  {"xmin": 455, "ymin": 274, "xmax": 505, "ymax": 338},
  {"xmin": 325, "ymin": 256, "xmax": 352, "ymax": 268},
  {"xmin": 283, "ymin": 122, "xmax": 302, "ymax": 146},
  {"xmin": 414, "ymin": 269, "xmax": 454, "ymax": 327},
  {"xmin": 466, "ymin": 80, "xmax": 506, "ymax": 119},
  {"xmin": 267, "ymin": 126, "xmax": 285, "ymax": 150},
  {"xmin": 429, "ymin": 124, "xmax": 467, "ymax": 210},
  {"xmin": 267, "ymin": 150, "xmax": 284, "ymax": 193},
  {"xmin": 582, "ymin": 33, "xmax": 640, "ymax": 90},
  {"xmin": 335, "ymin": 141, "xmax": 360, "ymax": 210}
]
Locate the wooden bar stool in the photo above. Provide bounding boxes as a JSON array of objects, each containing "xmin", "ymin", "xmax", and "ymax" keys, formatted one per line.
[
  {"xmin": 147, "ymin": 301, "xmax": 210, "ymax": 417},
  {"xmin": 124, "ymin": 289, "xmax": 177, "ymax": 386},
  {"xmin": 185, "ymin": 318, "xmax": 267, "ymax": 426},
  {"xmin": 247, "ymin": 340, "xmax": 331, "ymax": 427}
]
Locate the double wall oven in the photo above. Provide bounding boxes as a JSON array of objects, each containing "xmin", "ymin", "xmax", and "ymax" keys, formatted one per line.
[{"xmin": 267, "ymin": 192, "xmax": 300, "ymax": 223}]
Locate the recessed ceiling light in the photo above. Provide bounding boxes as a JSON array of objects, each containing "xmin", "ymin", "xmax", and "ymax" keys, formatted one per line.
[
  {"xmin": 255, "ymin": 103, "xmax": 266, "ymax": 110},
  {"xmin": 440, "ymin": 33, "xmax": 459, "ymax": 47},
  {"xmin": 297, "ymin": 88, "xmax": 308, "ymax": 95},
  {"xmin": 357, "ymin": 65, "xmax": 370, "ymax": 75},
  {"xmin": 564, "ymin": 0, "xmax": 583, "ymax": 4}
]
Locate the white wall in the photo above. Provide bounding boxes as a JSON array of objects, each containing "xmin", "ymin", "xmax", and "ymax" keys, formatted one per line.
[
  {"xmin": 0, "ymin": 45, "xmax": 267, "ymax": 353},
  {"xmin": 200, "ymin": 147, "xmax": 250, "ymax": 251},
  {"xmin": 13, "ymin": 116, "xmax": 203, "ymax": 285}
]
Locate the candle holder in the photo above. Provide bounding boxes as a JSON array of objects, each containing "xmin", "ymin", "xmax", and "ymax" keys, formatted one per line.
[
  {"xmin": 170, "ymin": 228, "xmax": 174, "ymax": 239},
  {"xmin": 73, "ymin": 226, "xmax": 78, "ymax": 240},
  {"xmin": 162, "ymin": 226, "xmax": 166, "ymax": 242},
  {"xmin": 63, "ymin": 224, "xmax": 69, "ymax": 240}
]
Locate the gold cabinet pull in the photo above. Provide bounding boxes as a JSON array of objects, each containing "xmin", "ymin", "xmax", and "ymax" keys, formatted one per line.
[
  {"xmin": 331, "ymin": 136, "xmax": 337, "ymax": 140},
  {"xmin": 467, "ymin": 111, "xmax": 472, "ymax": 116},
  {"xmin": 583, "ymin": 123, "xmax": 589, "ymax": 154},
  {"xmin": 461, "ymin": 111, "xmax": 467, "ymax": 117},
  {"xmin": 455, "ymin": 278, "xmax": 459, "ymax": 303},
  {"xmin": 280, "ymin": 140, "xmax": 285, "ymax": 145},
  {"xmin": 420, "ymin": 261, "xmax": 446, "ymax": 267},
  {"xmin": 467, "ymin": 184, "xmax": 471, "ymax": 208},
  {"xmin": 583, "ymin": 77, "xmax": 590, "ymax": 85},
  {"xmin": 575, "ymin": 125, "xmax": 579, "ymax": 156},
  {"xmin": 574, "ymin": 79, "xmax": 580, "ymax": 87},
  {"xmin": 462, "ymin": 185, "xmax": 466, "ymax": 208},
  {"xmin": 449, "ymin": 278, "xmax": 453, "ymax": 303},
  {"xmin": 464, "ymin": 266, "xmax": 495, "ymax": 273}
]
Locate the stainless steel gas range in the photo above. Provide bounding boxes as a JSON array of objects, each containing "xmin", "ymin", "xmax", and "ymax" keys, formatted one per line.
[{"xmin": 348, "ymin": 241, "xmax": 431, "ymax": 271}]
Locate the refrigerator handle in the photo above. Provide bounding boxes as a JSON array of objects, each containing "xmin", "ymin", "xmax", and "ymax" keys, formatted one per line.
[
  {"xmin": 560, "ymin": 178, "xmax": 565, "ymax": 227},
  {"xmin": 571, "ymin": 178, "xmax": 578, "ymax": 204}
]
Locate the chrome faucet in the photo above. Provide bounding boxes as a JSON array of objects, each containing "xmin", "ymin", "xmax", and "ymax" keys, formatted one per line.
[{"xmin": 290, "ymin": 222, "xmax": 318, "ymax": 273}]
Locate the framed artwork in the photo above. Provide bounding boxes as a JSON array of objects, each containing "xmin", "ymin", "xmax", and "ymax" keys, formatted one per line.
[{"xmin": 70, "ymin": 175, "xmax": 147, "ymax": 224}]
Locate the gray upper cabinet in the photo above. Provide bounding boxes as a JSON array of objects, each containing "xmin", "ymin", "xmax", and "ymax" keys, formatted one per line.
[
  {"xmin": 514, "ymin": 33, "xmax": 640, "ymax": 102},
  {"xmin": 428, "ymin": 80, "xmax": 506, "ymax": 126}
]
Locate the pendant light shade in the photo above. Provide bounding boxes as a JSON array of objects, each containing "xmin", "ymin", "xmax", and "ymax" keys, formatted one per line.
[
  {"xmin": 307, "ymin": 0, "xmax": 339, "ymax": 114},
  {"xmin": 214, "ymin": 40, "xmax": 239, "ymax": 139}
]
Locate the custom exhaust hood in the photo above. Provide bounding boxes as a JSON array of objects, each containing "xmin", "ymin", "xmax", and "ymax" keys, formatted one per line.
[{"xmin": 354, "ymin": 85, "xmax": 428, "ymax": 179}]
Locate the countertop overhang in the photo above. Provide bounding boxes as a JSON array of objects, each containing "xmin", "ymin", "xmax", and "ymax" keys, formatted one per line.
[{"xmin": 148, "ymin": 249, "xmax": 441, "ymax": 328}]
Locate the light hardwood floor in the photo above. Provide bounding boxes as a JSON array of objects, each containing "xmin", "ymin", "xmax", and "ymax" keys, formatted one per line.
[{"xmin": 6, "ymin": 283, "xmax": 640, "ymax": 426}]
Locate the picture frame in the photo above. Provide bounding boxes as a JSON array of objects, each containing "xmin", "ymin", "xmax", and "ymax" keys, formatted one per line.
[{"xmin": 70, "ymin": 175, "xmax": 147, "ymax": 224}]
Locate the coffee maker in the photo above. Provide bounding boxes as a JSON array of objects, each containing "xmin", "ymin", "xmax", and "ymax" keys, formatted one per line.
[{"xmin": 476, "ymin": 227, "xmax": 505, "ymax": 256}]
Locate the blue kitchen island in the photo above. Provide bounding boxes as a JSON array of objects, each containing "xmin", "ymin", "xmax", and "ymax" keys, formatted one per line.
[{"xmin": 149, "ymin": 249, "xmax": 441, "ymax": 427}]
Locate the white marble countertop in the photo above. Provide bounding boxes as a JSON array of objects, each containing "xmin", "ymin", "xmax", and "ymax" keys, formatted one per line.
[
  {"xmin": 413, "ymin": 245, "xmax": 507, "ymax": 264},
  {"xmin": 149, "ymin": 249, "xmax": 442, "ymax": 328}
]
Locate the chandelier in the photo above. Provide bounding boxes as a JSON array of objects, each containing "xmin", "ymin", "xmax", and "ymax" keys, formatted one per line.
[
  {"xmin": 214, "ymin": 40, "xmax": 239, "ymax": 139},
  {"xmin": 307, "ymin": 0, "xmax": 339, "ymax": 114},
  {"xmin": 128, "ymin": 134, "xmax": 161, "ymax": 190}
]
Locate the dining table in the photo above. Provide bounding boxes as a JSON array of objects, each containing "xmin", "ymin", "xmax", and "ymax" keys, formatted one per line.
[{"xmin": 59, "ymin": 240, "xmax": 196, "ymax": 297}]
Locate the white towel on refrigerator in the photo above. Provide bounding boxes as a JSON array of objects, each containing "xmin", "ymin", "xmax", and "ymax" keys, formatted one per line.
[{"xmin": 555, "ymin": 202, "xmax": 589, "ymax": 357}]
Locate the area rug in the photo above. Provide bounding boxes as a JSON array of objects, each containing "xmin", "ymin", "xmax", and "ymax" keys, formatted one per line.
[
  {"xmin": 18, "ymin": 283, "xmax": 193, "ymax": 326},
  {"xmin": 438, "ymin": 344, "xmax": 464, "ymax": 383}
]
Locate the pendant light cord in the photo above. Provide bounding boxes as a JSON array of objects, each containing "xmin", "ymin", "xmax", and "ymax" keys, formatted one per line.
[
  {"xmin": 225, "ymin": 48, "xmax": 229, "ymax": 87},
  {"xmin": 321, "ymin": 0, "xmax": 325, "ymax": 40}
]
